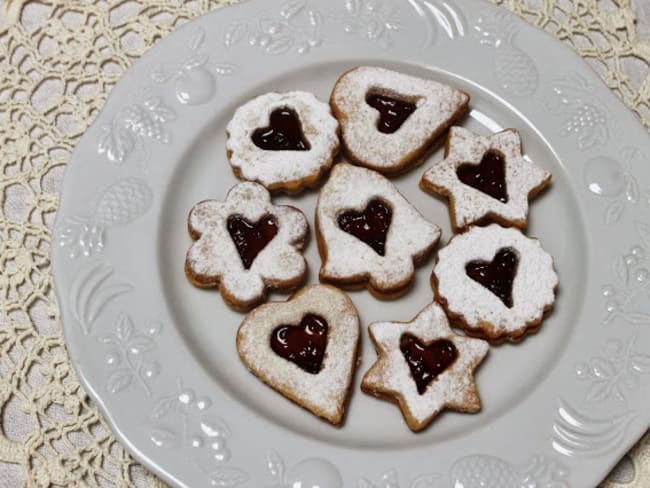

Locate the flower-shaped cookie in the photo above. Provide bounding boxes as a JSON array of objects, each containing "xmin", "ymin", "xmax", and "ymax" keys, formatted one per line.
[
  {"xmin": 432, "ymin": 224, "xmax": 558, "ymax": 343},
  {"xmin": 330, "ymin": 66, "xmax": 469, "ymax": 174},
  {"xmin": 362, "ymin": 302, "xmax": 489, "ymax": 432},
  {"xmin": 420, "ymin": 127, "xmax": 551, "ymax": 231},
  {"xmin": 185, "ymin": 182, "xmax": 308, "ymax": 311},
  {"xmin": 226, "ymin": 91, "xmax": 340, "ymax": 193},
  {"xmin": 316, "ymin": 163, "xmax": 441, "ymax": 298},
  {"xmin": 237, "ymin": 284, "xmax": 360, "ymax": 425}
]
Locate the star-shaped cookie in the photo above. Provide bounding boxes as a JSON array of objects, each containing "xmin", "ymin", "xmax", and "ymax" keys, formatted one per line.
[
  {"xmin": 361, "ymin": 302, "xmax": 489, "ymax": 432},
  {"xmin": 420, "ymin": 127, "xmax": 551, "ymax": 232}
]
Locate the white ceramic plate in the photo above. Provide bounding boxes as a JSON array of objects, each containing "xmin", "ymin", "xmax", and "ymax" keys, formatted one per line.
[{"xmin": 52, "ymin": 0, "xmax": 650, "ymax": 486}]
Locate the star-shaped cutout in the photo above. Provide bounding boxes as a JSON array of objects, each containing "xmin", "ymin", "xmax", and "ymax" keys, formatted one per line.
[
  {"xmin": 420, "ymin": 127, "xmax": 551, "ymax": 232},
  {"xmin": 361, "ymin": 302, "xmax": 489, "ymax": 432}
]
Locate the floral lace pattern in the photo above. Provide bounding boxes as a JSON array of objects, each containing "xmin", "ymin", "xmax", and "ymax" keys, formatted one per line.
[{"xmin": 0, "ymin": 0, "xmax": 648, "ymax": 486}]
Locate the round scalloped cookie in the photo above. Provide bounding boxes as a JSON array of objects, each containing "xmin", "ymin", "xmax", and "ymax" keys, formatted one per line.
[
  {"xmin": 226, "ymin": 91, "xmax": 340, "ymax": 193},
  {"xmin": 432, "ymin": 224, "xmax": 558, "ymax": 343}
]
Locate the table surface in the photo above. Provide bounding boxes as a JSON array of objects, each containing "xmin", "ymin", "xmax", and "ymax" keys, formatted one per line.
[{"xmin": 0, "ymin": 1, "xmax": 649, "ymax": 487}]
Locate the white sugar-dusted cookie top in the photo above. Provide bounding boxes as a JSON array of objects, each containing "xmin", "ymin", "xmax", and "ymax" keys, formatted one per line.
[
  {"xmin": 362, "ymin": 302, "xmax": 489, "ymax": 431},
  {"xmin": 226, "ymin": 91, "xmax": 339, "ymax": 192},
  {"xmin": 434, "ymin": 224, "xmax": 558, "ymax": 341},
  {"xmin": 421, "ymin": 127, "xmax": 551, "ymax": 231},
  {"xmin": 237, "ymin": 284, "xmax": 360, "ymax": 425},
  {"xmin": 331, "ymin": 66, "xmax": 469, "ymax": 173},
  {"xmin": 317, "ymin": 163, "xmax": 441, "ymax": 293},
  {"xmin": 186, "ymin": 182, "xmax": 308, "ymax": 309}
]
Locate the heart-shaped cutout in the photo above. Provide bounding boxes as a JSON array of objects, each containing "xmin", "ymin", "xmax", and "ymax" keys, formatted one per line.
[
  {"xmin": 227, "ymin": 215, "xmax": 278, "ymax": 269},
  {"xmin": 366, "ymin": 93, "xmax": 417, "ymax": 134},
  {"xmin": 465, "ymin": 247, "xmax": 518, "ymax": 308},
  {"xmin": 237, "ymin": 285, "xmax": 360, "ymax": 425},
  {"xmin": 400, "ymin": 333, "xmax": 458, "ymax": 394},
  {"xmin": 271, "ymin": 314, "xmax": 328, "ymax": 374},
  {"xmin": 456, "ymin": 150, "xmax": 509, "ymax": 203},
  {"xmin": 251, "ymin": 108, "xmax": 310, "ymax": 151},
  {"xmin": 337, "ymin": 199, "xmax": 392, "ymax": 256}
]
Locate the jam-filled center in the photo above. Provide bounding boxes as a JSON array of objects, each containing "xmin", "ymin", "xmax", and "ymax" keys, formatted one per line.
[
  {"xmin": 457, "ymin": 150, "xmax": 509, "ymax": 203},
  {"xmin": 227, "ymin": 215, "xmax": 278, "ymax": 269},
  {"xmin": 271, "ymin": 314, "xmax": 328, "ymax": 374},
  {"xmin": 337, "ymin": 199, "xmax": 392, "ymax": 256},
  {"xmin": 465, "ymin": 247, "xmax": 519, "ymax": 308},
  {"xmin": 251, "ymin": 107, "xmax": 311, "ymax": 151},
  {"xmin": 366, "ymin": 93, "xmax": 417, "ymax": 134},
  {"xmin": 400, "ymin": 334, "xmax": 458, "ymax": 395}
]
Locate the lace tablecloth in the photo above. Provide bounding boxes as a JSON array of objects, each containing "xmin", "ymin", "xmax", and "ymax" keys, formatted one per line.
[{"xmin": 1, "ymin": 0, "xmax": 649, "ymax": 486}]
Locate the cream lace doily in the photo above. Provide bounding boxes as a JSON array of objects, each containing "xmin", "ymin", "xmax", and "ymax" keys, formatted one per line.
[{"xmin": 0, "ymin": 0, "xmax": 648, "ymax": 486}]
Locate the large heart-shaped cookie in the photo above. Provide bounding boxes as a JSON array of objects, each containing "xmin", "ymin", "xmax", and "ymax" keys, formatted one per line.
[
  {"xmin": 237, "ymin": 285, "xmax": 360, "ymax": 425},
  {"xmin": 330, "ymin": 66, "xmax": 469, "ymax": 174}
]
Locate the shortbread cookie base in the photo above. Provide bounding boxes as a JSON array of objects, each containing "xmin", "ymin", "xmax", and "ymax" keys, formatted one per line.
[
  {"xmin": 420, "ymin": 127, "xmax": 552, "ymax": 232},
  {"xmin": 432, "ymin": 224, "xmax": 558, "ymax": 344},
  {"xmin": 236, "ymin": 285, "xmax": 360, "ymax": 425},
  {"xmin": 361, "ymin": 302, "xmax": 489, "ymax": 432},
  {"xmin": 185, "ymin": 182, "xmax": 309, "ymax": 312},
  {"xmin": 226, "ymin": 91, "xmax": 340, "ymax": 193},
  {"xmin": 316, "ymin": 163, "xmax": 441, "ymax": 298},
  {"xmin": 330, "ymin": 66, "xmax": 470, "ymax": 175}
]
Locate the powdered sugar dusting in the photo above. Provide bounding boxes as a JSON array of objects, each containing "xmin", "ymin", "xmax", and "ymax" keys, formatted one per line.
[
  {"xmin": 226, "ymin": 91, "xmax": 339, "ymax": 191},
  {"xmin": 362, "ymin": 302, "xmax": 489, "ymax": 429},
  {"xmin": 237, "ymin": 285, "xmax": 360, "ymax": 424},
  {"xmin": 317, "ymin": 163, "xmax": 441, "ymax": 293},
  {"xmin": 421, "ymin": 127, "xmax": 551, "ymax": 230},
  {"xmin": 186, "ymin": 182, "xmax": 308, "ymax": 308},
  {"xmin": 331, "ymin": 66, "xmax": 469, "ymax": 172},
  {"xmin": 434, "ymin": 224, "xmax": 558, "ymax": 339}
]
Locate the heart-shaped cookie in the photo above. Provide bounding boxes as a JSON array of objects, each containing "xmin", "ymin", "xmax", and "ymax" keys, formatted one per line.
[
  {"xmin": 317, "ymin": 163, "xmax": 441, "ymax": 298},
  {"xmin": 237, "ymin": 285, "xmax": 360, "ymax": 425},
  {"xmin": 330, "ymin": 66, "xmax": 469, "ymax": 174}
]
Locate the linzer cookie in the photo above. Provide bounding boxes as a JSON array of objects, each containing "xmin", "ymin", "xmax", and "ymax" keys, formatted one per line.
[
  {"xmin": 330, "ymin": 66, "xmax": 469, "ymax": 174},
  {"xmin": 226, "ymin": 91, "xmax": 339, "ymax": 193},
  {"xmin": 185, "ymin": 182, "xmax": 308, "ymax": 311},
  {"xmin": 316, "ymin": 163, "xmax": 441, "ymax": 298},
  {"xmin": 237, "ymin": 284, "xmax": 360, "ymax": 425},
  {"xmin": 361, "ymin": 302, "xmax": 489, "ymax": 432},
  {"xmin": 420, "ymin": 127, "xmax": 551, "ymax": 232},
  {"xmin": 432, "ymin": 224, "xmax": 558, "ymax": 343}
]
